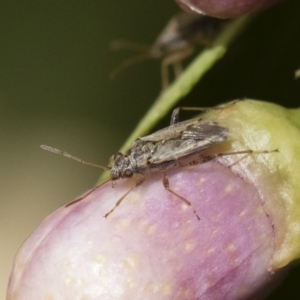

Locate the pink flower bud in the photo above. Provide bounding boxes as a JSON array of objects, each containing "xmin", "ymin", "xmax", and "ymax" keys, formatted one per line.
[
  {"xmin": 8, "ymin": 100, "xmax": 300, "ymax": 299},
  {"xmin": 176, "ymin": 0, "xmax": 282, "ymax": 19}
]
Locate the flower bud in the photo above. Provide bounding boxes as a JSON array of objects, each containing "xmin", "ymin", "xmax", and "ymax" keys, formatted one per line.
[
  {"xmin": 176, "ymin": 0, "xmax": 282, "ymax": 19},
  {"xmin": 7, "ymin": 100, "xmax": 300, "ymax": 299}
]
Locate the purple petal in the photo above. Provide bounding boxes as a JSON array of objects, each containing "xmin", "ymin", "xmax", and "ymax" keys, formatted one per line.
[{"xmin": 7, "ymin": 161, "xmax": 280, "ymax": 299}]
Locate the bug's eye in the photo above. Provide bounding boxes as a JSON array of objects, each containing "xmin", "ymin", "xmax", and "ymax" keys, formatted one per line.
[{"xmin": 124, "ymin": 169, "xmax": 133, "ymax": 177}]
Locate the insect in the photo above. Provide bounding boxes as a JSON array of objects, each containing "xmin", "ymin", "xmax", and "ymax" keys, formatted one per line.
[
  {"xmin": 110, "ymin": 12, "xmax": 229, "ymax": 90},
  {"xmin": 41, "ymin": 103, "xmax": 276, "ymax": 220}
]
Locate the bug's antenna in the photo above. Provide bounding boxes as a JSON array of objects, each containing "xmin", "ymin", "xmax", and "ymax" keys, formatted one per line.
[
  {"xmin": 110, "ymin": 52, "xmax": 150, "ymax": 79},
  {"xmin": 40, "ymin": 145, "xmax": 111, "ymax": 171}
]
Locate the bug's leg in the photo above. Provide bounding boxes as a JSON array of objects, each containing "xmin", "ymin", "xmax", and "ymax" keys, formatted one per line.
[
  {"xmin": 226, "ymin": 154, "xmax": 252, "ymax": 168},
  {"xmin": 109, "ymin": 39, "xmax": 152, "ymax": 79},
  {"xmin": 110, "ymin": 53, "xmax": 150, "ymax": 79},
  {"xmin": 206, "ymin": 149, "xmax": 278, "ymax": 162},
  {"xmin": 161, "ymin": 46, "xmax": 195, "ymax": 90},
  {"xmin": 162, "ymin": 172, "xmax": 200, "ymax": 220},
  {"xmin": 225, "ymin": 149, "xmax": 279, "ymax": 167},
  {"xmin": 110, "ymin": 39, "xmax": 151, "ymax": 52},
  {"xmin": 170, "ymin": 101, "xmax": 239, "ymax": 125},
  {"xmin": 185, "ymin": 149, "xmax": 279, "ymax": 167},
  {"xmin": 65, "ymin": 179, "xmax": 111, "ymax": 208},
  {"xmin": 104, "ymin": 175, "xmax": 145, "ymax": 218},
  {"xmin": 173, "ymin": 61, "xmax": 183, "ymax": 77},
  {"xmin": 161, "ymin": 58, "xmax": 171, "ymax": 91}
]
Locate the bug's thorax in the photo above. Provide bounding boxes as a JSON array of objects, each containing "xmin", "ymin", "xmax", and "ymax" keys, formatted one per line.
[{"xmin": 110, "ymin": 140, "xmax": 160, "ymax": 180}]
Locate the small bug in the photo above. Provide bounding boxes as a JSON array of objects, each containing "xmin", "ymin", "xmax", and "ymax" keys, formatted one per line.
[
  {"xmin": 41, "ymin": 103, "xmax": 277, "ymax": 220},
  {"xmin": 110, "ymin": 12, "xmax": 229, "ymax": 90}
]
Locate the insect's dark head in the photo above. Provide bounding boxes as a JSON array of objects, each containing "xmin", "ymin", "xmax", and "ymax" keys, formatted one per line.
[
  {"xmin": 110, "ymin": 152, "xmax": 134, "ymax": 180},
  {"xmin": 149, "ymin": 12, "xmax": 197, "ymax": 58}
]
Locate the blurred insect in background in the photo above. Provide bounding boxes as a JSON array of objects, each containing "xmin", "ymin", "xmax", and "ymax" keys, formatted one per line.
[
  {"xmin": 110, "ymin": 12, "xmax": 229, "ymax": 90},
  {"xmin": 41, "ymin": 103, "xmax": 277, "ymax": 220}
]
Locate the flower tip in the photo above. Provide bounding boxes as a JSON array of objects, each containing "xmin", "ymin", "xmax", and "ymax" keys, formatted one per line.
[{"xmin": 176, "ymin": 0, "xmax": 282, "ymax": 19}]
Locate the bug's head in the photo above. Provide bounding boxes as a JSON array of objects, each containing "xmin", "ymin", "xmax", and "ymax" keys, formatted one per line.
[
  {"xmin": 149, "ymin": 12, "xmax": 193, "ymax": 58},
  {"xmin": 110, "ymin": 152, "xmax": 134, "ymax": 181}
]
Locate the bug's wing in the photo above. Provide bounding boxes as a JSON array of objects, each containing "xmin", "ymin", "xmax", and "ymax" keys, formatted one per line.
[
  {"xmin": 139, "ymin": 118, "xmax": 201, "ymax": 143},
  {"xmin": 181, "ymin": 121, "xmax": 228, "ymax": 140},
  {"xmin": 149, "ymin": 121, "xmax": 229, "ymax": 164}
]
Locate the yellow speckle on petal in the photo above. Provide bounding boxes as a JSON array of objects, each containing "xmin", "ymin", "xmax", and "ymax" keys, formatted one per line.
[
  {"xmin": 144, "ymin": 281, "xmax": 155, "ymax": 293},
  {"xmin": 226, "ymin": 243, "xmax": 236, "ymax": 252},
  {"xmin": 137, "ymin": 220, "xmax": 148, "ymax": 230},
  {"xmin": 211, "ymin": 229, "xmax": 218, "ymax": 236},
  {"xmin": 123, "ymin": 254, "xmax": 139, "ymax": 269},
  {"xmin": 124, "ymin": 192, "xmax": 145, "ymax": 207},
  {"xmin": 180, "ymin": 222, "xmax": 194, "ymax": 236},
  {"xmin": 239, "ymin": 210, "xmax": 246, "ymax": 217},
  {"xmin": 147, "ymin": 225, "xmax": 157, "ymax": 235},
  {"xmin": 128, "ymin": 192, "xmax": 141, "ymax": 203},
  {"xmin": 167, "ymin": 249, "xmax": 177, "ymax": 259},
  {"xmin": 80, "ymin": 295, "xmax": 92, "ymax": 300},
  {"xmin": 63, "ymin": 259, "xmax": 74, "ymax": 272},
  {"xmin": 174, "ymin": 186, "xmax": 181, "ymax": 193},
  {"xmin": 117, "ymin": 218, "xmax": 131, "ymax": 229},
  {"xmin": 16, "ymin": 261, "xmax": 25, "ymax": 273},
  {"xmin": 231, "ymin": 258, "xmax": 240, "ymax": 267},
  {"xmin": 224, "ymin": 185, "xmax": 233, "ymax": 193},
  {"xmin": 95, "ymin": 254, "xmax": 107, "ymax": 265},
  {"xmin": 181, "ymin": 203, "xmax": 189, "ymax": 212},
  {"xmin": 173, "ymin": 262, "xmax": 183, "ymax": 272},
  {"xmin": 184, "ymin": 241, "xmax": 196, "ymax": 252},
  {"xmin": 198, "ymin": 177, "xmax": 206, "ymax": 185},
  {"xmin": 137, "ymin": 220, "xmax": 159, "ymax": 236},
  {"xmin": 125, "ymin": 280, "xmax": 138, "ymax": 290},
  {"xmin": 160, "ymin": 282, "xmax": 172, "ymax": 295},
  {"xmin": 255, "ymin": 205, "xmax": 264, "ymax": 214},
  {"xmin": 212, "ymin": 213, "xmax": 223, "ymax": 222},
  {"xmin": 207, "ymin": 247, "xmax": 215, "ymax": 255},
  {"xmin": 65, "ymin": 277, "xmax": 86, "ymax": 287},
  {"xmin": 43, "ymin": 296, "xmax": 54, "ymax": 300},
  {"xmin": 182, "ymin": 288, "xmax": 194, "ymax": 298}
]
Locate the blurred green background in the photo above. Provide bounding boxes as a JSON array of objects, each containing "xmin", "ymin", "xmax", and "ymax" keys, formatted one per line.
[{"xmin": 1, "ymin": 1, "xmax": 300, "ymax": 298}]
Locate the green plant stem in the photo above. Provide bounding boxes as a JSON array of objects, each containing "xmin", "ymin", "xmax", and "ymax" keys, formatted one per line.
[
  {"xmin": 120, "ymin": 16, "xmax": 251, "ymax": 153},
  {"xmin": 99, "ymin": 15, "xmax": 251, "ymax": 183}
]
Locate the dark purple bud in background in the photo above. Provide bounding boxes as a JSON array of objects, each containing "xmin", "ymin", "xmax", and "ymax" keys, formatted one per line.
[
  {"xmin": 7, "ymin": 100, "xmax": 300, "ymax": 299},
  {"xmin": 176, "ymin": 0, "xmax": 282, "ymax": 19}
]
